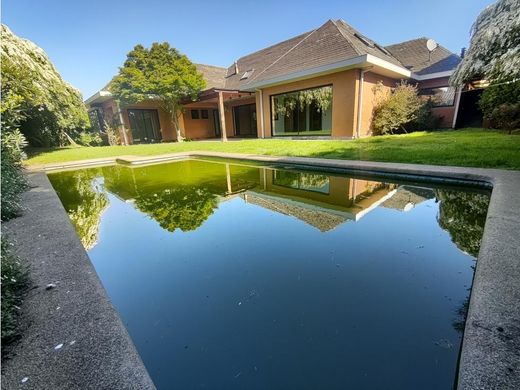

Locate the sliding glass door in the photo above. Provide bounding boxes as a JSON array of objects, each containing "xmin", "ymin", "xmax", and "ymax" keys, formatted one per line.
[
  {"xmin": 128, "ymin": 109, "xmax": 162, "ymax": 143},
  {"xmin": 271, "ymin": 85, "xmax": 332, "ymax": 136}
]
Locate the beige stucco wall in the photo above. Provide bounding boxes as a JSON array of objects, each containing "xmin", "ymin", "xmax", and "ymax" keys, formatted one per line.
[
  {"xmin": 359, "ymin": 72, "xmax": 397, "ymax": 137},
  {"xmin": 256, "ymin": 69, "xmax": 400, "ymax": 138},
  {"xmin": 257, "ymin": 70, "xmax": 359, "ymax": 138}
]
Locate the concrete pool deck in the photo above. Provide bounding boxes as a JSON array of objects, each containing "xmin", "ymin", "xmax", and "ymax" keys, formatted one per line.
[{"xmin": 8, "ymin": 152, "xmax": 520, "ymax": 389}]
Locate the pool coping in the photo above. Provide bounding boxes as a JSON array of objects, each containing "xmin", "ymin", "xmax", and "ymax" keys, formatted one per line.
[{"xmin": 25, "ymin": 152, "xmax": 520, "ymax": 389}]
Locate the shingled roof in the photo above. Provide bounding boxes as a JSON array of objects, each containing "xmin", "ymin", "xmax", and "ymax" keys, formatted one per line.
[
  {"xmin": 385, "ymin": 38, "xmax": 461, "ymax": 75},
  {"xmin": 224, "ymin": 19, "xmax": 406, "ymax": 90},
  {"xmin": 195, "ymin": 63, "xmax": 227, "ymax": 89}
]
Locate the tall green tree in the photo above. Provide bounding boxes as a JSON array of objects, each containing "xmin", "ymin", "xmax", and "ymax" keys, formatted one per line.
[
  {"xmin": 451, "ymin": 0, "xmax": 520, "ymax": 84},
  {"xmin": 110, "ymin": 43, "xmax": 206, "ymax": 142}
]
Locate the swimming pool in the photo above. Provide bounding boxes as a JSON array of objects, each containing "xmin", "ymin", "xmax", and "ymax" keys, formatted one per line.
[{"xmin": 48, "ymin": 158, "xmax": 490, "ymax": 389}]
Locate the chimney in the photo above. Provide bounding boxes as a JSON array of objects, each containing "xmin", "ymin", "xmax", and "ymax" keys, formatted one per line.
[
  {"xmin": 460, "ymin": 47, "xmax": 466, "ymax": 58},
  {"xmin": 234, "ymin": 61, "xmax": 239, "ymax": 75}
]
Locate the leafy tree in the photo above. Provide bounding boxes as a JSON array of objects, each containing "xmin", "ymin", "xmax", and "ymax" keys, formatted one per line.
[
  {"xmin": 134, "ymin": 186, "xmax": 218, "ymax": 232},
  {"xmin": 372, "ymin": 82, "xmax": 423, "ymax": 135},
  {"xmin": 49, "ymin": 169, "xmax": 109, "ymax": 250},
  {"xmin": 451, "ymin": 0, "xmax": 520, "ymax": 84},
  {"xmin": 436, "ymin": 190, "xmax": 490, "ymax": 258},
  {"xmin": 110, "ymin": 43, "xmax": 206, "ymax": 142},
  {"xmin": 1, "ymin": 24, "xmax": 89, "ymax": 146}
]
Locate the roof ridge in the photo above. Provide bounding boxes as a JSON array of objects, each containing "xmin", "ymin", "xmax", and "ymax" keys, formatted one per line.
[
  {"xmin": 245, "ymin": 26, "xmax": 320, "ymax": 84},
  {"xmin": 331, "ymin": 19, "xmax": 362, "ymax": 56},
  {"xmin": 195, "ymin": 63, "xmax": 227, "ymax": 70}
]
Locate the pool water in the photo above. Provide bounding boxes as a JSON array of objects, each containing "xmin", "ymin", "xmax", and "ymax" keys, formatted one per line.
[{"xmin": 48, "ymin": 159, "xmax": 490, "ymax": 389}]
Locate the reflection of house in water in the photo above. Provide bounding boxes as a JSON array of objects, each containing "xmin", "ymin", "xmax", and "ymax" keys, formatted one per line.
[
  {"xmin": 99, "ymin": 159, "xmax": 432, "ymax": 234},
  {"xmin": 226, "ymin": 166, "xmax": 398, "ymax": 232},
  {"xmin": 381, "ymin": 186, "xmax": 433, "ymax": 212}
]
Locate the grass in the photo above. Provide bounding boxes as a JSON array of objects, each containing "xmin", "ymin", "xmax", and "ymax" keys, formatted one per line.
[{"xmin": 25, "ymin": 128, "xmax": 520, "ymax": 170}]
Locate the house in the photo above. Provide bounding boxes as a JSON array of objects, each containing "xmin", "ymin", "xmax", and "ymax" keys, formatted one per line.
[{"xmin": 85, "ymin": 19, "xmax": 461, "ymax": 144}]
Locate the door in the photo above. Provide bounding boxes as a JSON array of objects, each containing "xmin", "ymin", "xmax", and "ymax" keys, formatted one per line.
[
  {"xmin": 127, "ymin": 109, "xmax": 162, "ymax": 143},
  {"xmin": 232, "ymin": 104, "xmax": 257, "ymax": 137}
]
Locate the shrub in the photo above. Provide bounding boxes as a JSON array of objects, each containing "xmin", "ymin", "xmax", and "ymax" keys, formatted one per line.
[
  {"xmin": 479, "ymin": 81, "xmax": 520, "ymax": 132},
  {"xmin": 77, "ymin": 131, "xmax": 104, "ymax": 147},
  {"xmin": 1, "ymin": 238, "xmax": 29, "ymax": 347},
  {"xmin": 488, "ymin": 102, "xmax": 520, "ymax": 134},
  {"xmin": 406, "ymin": 99, "xmax": 444, "ymax": 131},
  {"xmin": 372, "ymin": 82, "xmax": 423, "ymax": 135},
  {"xmin": 1, "ymin": 131, "xmax": 28, "ymax": 221}
]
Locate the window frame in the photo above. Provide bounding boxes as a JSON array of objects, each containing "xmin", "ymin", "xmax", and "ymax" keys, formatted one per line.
[
  {"xmin": 191, "ymin": 109, "xmax": 200, "ymax": 119},
  {"xmin": 269, "ymin": 84, "xmax": 333, "ymax": 137},
  {"xmin": 419, "ymin": 86, "xmax": 456, "ymax": 108}
]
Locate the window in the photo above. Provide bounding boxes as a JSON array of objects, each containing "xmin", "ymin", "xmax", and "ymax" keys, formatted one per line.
[
  {"xmin": 273, "ymin": 171, "xmax": 330, "ymax": 194},
  {"xmin": 271, "ymin": 85, "xmax": 332, "ymax": 136},
  {"xmin": 419, "ymin": 86, "xmax": 456, "ymax": 107},
  {"xmin": 127, "ymin": 109, "xmax": 162, "ymax": 143},
  {"xmin": 240, "ymin": 69, "xmax": 254, "ymax": 80},
  {"xmin": 201, "ymin": 109, "xmax": 209, "ymax": 119},
  {"xmin": 191, "ymin": 109, "xmax": 199, "ymax": 119}
]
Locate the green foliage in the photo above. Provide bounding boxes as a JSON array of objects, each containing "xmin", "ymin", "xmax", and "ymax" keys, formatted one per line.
[
  {"xmin": 274, "ymin": 86, "xmax": 333, "ymax": 117},
  {"xmin": 451, "ymin": 0, "xmax": 520, "ymax": 84},
  {"xmin": 110, "ymin": 42, "xmax": 206, "ymax": 141},
  {"xmin": 1, "ymin": 130, "xmax": 29, "ymax": 221},
  {"xmin": 436, "ymin": 190, "xmax": 490, "ymax": 257},
  {"xmin": 78, "ymin": 132, "xmax": 104, "ymax": 147},
  {"xmin": 479, "ymin": 81, "xmax": 520, "ymax": 132},
  {"xmin": 372, "ymin": 82, "xmax": 423, "ymax": 135},
  {"xmin": 406, "ymin": 99, "xmax": 443, "ymax": 131},
  {"xmin": 1, "ymin": 238, "xmax": 29, "ymax": 346},
  {"xmin": 50, "ymin": 169, "xmax": 109, "ymax": 249},
  {"xmin": 134, "ymin": 186, "xmax": 218, "ymax": 232},
  {"xmin": 1, "ymin": 24, "xmax": 89, "ymax": 147}
]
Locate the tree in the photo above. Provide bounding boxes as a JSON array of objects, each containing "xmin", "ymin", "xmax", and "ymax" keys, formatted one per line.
[
  {"xmin": 371, "ymin": 82, "xmax": 423, "ymax": 135},
  {"xmin": 1, "ymin": 24, "xmax": 89, "ymax": 146},
  {"xmin": 110, "ymin": 43, "xmax": 206, "ymax": 142},
  {"xmin": 451, "ymin": 0, "xmax": 520, "ymax": 84}
]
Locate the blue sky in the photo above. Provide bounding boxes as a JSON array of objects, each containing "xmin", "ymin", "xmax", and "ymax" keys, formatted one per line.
[{"xmin": 3, "ymin": 0, "xmax": 492, "ymax": 99}]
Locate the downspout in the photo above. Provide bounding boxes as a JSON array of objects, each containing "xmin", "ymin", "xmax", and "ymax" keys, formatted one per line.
[
  {"xmin": 356, "ymin": 67, "xmax": 372, "ymax": 139},
  {"xmin": 257, "ymin": 89, "xmax": 265, "ymax": 138}
]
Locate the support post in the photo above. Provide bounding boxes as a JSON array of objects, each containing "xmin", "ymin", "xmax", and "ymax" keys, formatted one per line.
[
  {"xmin": 218, "ymin": 91, "xmax": 228, "ymax": 142},
  {"xmin": 116, "ymin": 102, "xmax": 129, "ymax": 145}
]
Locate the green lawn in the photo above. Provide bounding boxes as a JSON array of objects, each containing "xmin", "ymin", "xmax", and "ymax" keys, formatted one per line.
[{"xmin": 26, "ymin": 128, "xmax": 520, "ymax": 170}]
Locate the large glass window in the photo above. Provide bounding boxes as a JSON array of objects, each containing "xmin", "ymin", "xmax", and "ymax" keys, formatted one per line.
[
  {"xmin": 271, "ymin": 85, "xmax": 332, "ymax": 136},
  {"xmin": 419, "ymin": 86, "xmax": 456, "ymax": 107},
  {"xmin": 273, "ymin": 171, "xmax": 330, "ymax": 194}
]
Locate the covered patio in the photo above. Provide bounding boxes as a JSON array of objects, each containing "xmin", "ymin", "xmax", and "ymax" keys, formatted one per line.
[{"xmin": 181, "ymin": 88, "xmax": 258, "ymax": 141}]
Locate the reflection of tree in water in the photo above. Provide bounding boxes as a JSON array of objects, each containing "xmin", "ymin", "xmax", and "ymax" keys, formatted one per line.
[
  {"xmin": 436, "ymin": 190, "xmax": 490, "ymax": 258},
  {"xmin": 435, "ymin": 189, "xmax": 489, "ymax": 334},
  {"xmin": 50, "ymin": 169, "xmax": 108, "ymax": 250},
  {"xmin": 134, "ymin": 186, "xmax": 218, "ymax": 233}
]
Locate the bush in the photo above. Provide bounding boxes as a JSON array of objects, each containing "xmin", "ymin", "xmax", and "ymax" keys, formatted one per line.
[
  {"xmin": 488, "ymin": 102, "xmax": 520, "ymax": 134},
  {"xmin": 1, "ymin": 131, "xmax": 28, "ymax": 221},
  {"xmin": 406, "ymin": 99, "xmax": 444, "ymax": 131},
  {"xmin": 479, "ymin": 81, "xmax": 520, "ymax": 132},
  {"xmin": 1, "ymin": 238, "xmax": 29, "ymax": 347},
  {"xmin": 77, "ymin": 131, "xmax": 104, "ymax": 147},
  {"xmin": 372, "ymin": 82, "xmax": 423, "ymax": 135}
]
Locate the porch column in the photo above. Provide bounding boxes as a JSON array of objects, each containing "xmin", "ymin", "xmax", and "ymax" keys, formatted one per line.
[
  {"xmin": 218, "ymin": 91, "xmax": 228, "ymax": 142},
  {"xmin": 225, "ymin": 163, "xmax": 232, "ymax": 194},
  {"xmin": 116, "ymin": 101, "xmax": 129, "ymax": 145}
]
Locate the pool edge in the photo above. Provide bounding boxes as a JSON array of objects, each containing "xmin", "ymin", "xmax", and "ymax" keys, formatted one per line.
[{"xmin": 29, "ymin": 152, "xmax": 520, "ymax": 389}]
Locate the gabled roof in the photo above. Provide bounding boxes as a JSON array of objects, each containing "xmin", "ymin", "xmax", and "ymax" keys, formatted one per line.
[
  {"xmin": 385, "ymin": 38, "xmax": 461, "ymax": 76},
  {"xmin": 225, "ymin": 19, "xmax": 408, "ymax": 90},
  {"xmin": 195, "ymin": 63, "xmax": 227, "ymax": 89}
]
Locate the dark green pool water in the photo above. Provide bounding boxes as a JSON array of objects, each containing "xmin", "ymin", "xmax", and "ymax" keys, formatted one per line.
[{"xmin": 48, "ymin": 159, "xmax": 490, "ymax": 389}]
